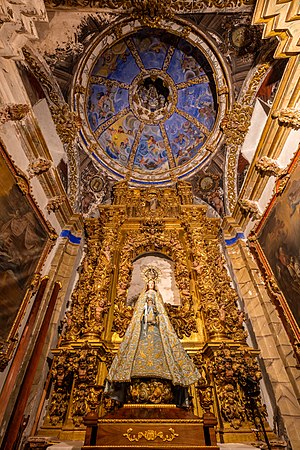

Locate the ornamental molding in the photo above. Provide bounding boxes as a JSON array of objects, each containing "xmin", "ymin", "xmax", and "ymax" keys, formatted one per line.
[{"xmin": 45, "ymin": 0, "xmax": 254, "ymax": 14}]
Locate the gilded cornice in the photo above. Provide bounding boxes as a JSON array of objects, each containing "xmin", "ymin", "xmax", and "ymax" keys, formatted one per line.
[{"xmin": 253, "ymin": 0, "xmax": 300, "ymax": 58}]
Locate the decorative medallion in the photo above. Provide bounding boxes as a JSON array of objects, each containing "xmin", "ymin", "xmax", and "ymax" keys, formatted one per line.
[
  {"xmin": 198, "ymin": 174, "xmax": 216, "ymax": 192},
  {"xmin": 74, "ymin": 22, "xmax": 230, "ymax": 185},
  {"xmin": 230, "ymin": 25, "xmax": 252, "ymax": 50}
]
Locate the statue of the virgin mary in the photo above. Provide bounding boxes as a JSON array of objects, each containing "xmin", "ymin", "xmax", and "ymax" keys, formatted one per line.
[{"xmin": 105, "ymin": 266, "xmax": 201, "ymax": 405}]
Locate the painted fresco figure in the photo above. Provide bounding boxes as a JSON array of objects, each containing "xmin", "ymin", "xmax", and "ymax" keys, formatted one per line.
[{"xmin": 105, "ymin": 272, "xmax": 201, "ymax": 405}]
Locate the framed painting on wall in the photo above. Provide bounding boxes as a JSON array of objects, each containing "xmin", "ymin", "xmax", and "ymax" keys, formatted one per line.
[
  {"xmin": 0, "ymin": 141, "xmax": 55, "ymax": 370},
  {"xmin": 251, "ymin": 148, "xmax": 300, "ymax": 356}
]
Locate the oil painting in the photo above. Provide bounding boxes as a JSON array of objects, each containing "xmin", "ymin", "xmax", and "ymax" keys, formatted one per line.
[
  {"xmin": 0, "ymin": 146, "xmax": 50, "ymax": 348},
  {"xmin": 257, "ymin": 157, "xmax": 300, "ymax": 333}
]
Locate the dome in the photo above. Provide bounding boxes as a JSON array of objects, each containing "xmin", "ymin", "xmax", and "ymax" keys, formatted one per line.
[{"xmin": 74, "ymin": 26, "xmax": 228, "ymax": 185}]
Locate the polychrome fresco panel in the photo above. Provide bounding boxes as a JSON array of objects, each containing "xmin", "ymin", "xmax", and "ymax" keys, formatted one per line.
[
  {"xmin": 165, "ymin": 113, "xmax": 206, "ymax": 166},
  {"xmin": 87, "ymin": 84, "xmax": 129, "ymax": 131},
  {"xmin": 132, "ymin": 31, "xmax": 170, "ymax": 70},
  {"xmin": 92, "ymin": 41, "xmax": 140, "ymax": 84},
  {"xmin": 177, "ymin": 84, "xmax": 216, "ymax": 131},
  {"xmin": 167, "ymin": 42, "xmax": 206, "ymax": 83},
  {"xmin": 133, "ymin": 125, "xmax": 169, "ymax": 172},
  {"xmin": 98, "ymin": 113, "xmax": 140, "ymax": 166}
]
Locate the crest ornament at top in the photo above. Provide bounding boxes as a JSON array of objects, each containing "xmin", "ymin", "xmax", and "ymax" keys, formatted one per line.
[{"xmin": 141, "ymin": 265, "xmax": 162, "ymax": 283}]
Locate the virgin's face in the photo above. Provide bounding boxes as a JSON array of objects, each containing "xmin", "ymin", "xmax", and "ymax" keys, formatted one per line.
[{"xmin": 148, "ymin": 280, "xmax": 154, "ymax": 289}]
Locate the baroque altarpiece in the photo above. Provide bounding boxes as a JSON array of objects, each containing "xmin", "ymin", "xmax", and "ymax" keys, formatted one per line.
[{"xmin": 38, "ymin": 182, "xmax": 268, "ymax": 445}]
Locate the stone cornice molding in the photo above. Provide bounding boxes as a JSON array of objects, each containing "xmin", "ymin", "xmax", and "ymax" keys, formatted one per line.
[{"xmin": 0, "ymin": 0, "xmax": 47, "ymax": 60}]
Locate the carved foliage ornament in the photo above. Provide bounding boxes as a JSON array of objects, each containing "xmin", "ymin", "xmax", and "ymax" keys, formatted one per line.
[
  {"xmin": 221, "ymin": 103, "xmax": 253, "ymax": 147},
  {"xmin": 225, "ymin": 63, "xmax": 271, "ymax": 212},
  {"xmin": 0, "ymin": 104, "xmax": 30, "ymax": 124},
  {"xmin": 123, "ymin": 427, "xmax": 179, "ymax": 442},
  {"xmin": 209, "ymin": 344, "xmax": 265, "ymax": 429},
  {"xmin": 185, "ymin": 221, "xmax": 247, "ymax": 342},
  {"xmin": 49, "ymin": 343, "xmax": 112, "ymax": 426}
]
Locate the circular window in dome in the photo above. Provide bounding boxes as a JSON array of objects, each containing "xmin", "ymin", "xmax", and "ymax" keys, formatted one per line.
[{"xmin": 75, "ymin": 25, "xmax": 228, "ymax": 185}]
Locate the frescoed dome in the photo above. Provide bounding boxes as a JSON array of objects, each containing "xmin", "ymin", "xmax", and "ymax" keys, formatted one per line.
[{"xmin": 75, "ymin": 27, "xmax": 226, "ymax": 185}]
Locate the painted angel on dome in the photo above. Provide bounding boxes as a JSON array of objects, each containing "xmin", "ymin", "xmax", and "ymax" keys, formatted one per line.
[{"xmin": 105, "ymin": 266, "xmax": 201, "ymax": 406}]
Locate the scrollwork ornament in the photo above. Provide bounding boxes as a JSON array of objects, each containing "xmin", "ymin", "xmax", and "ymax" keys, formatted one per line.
[
  {"xmin": 44, "ymin": 0, "xmax": 254, "ymax": 11},
  {"xmin": 72, "ymin": 383, "xmax": 89, "ymax": 426},
  {"xmin": 16, "ymin": 175, "xmax": 30, "ymax": 195},
  {"xmin": 0, "ymin": 338, "xmax": 18, "ymax": 371},
  {"xmin": 49, "ymin": 350, "xmax": 74, "ymax": 425},
  {"xmin": 221, "ymin": 103, "xmax": 253, "ymax": 147},
  {"xmin": 123, "ymin": 427, "xmax": 179, "ymax": 442},
  {"xmin": 274, "ymin": 174, "xmax": 290, "ymax": 196},
  {"xmin": 208, "ymin": 344, "xmax": 264, "ymax": 429}
]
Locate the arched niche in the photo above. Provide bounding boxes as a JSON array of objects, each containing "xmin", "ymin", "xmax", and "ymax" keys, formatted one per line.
[{"xmin": 126, "ymin": 252, "xmax": 181, "ymax": 306}]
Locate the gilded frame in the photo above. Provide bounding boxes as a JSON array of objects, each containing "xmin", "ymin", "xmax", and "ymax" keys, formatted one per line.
[
  {"xmin": 0, "ymin": 141, "xmax": 56, "ymax": 370},
  {"xmin": 250, "ymin": 148, "xmax": 300, "ymax": 358}
]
